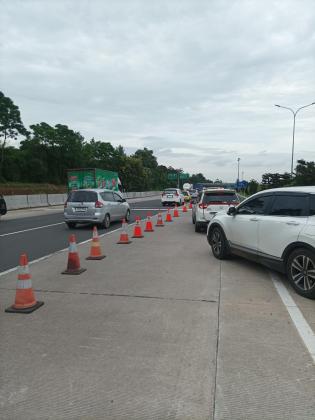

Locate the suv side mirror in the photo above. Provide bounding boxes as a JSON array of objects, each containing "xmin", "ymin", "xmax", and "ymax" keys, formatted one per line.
[{"xmin": 227, "ymin": 206, "xmax": 237, "ymax": 216}]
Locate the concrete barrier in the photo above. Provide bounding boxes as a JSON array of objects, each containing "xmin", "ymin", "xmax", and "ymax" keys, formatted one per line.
[
  {"xmin": 48, "ymin": 194, "xmax": 66, "ymax": 206},
  {"xmin": 27, "ymin": 194, "xmax": 48, "ymax": 208},
  {"xmin": 4, "ymin": 195, "xmax": 29, "ymax": 210},
  {"xmin": 4, "ymin": 191, "xmax": 161, "ymax": 210}
]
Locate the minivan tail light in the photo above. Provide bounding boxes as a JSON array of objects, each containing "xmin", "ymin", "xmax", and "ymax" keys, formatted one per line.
[
  {"xmin": 199, "ymin": 203, "xmax": 208, "ymax": 209},
  {"xmin": 95, "ymin": 200, "xmax": 103, "ymax": 208},
  {"xmin": 175, "ymin": 192, "xmax": 179, "ymax": 196}
]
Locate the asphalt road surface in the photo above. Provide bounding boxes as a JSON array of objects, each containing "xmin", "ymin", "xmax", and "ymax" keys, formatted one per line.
[{"xmin": 0, "ymin": 198, "xmax": 166, "ymax": 273}]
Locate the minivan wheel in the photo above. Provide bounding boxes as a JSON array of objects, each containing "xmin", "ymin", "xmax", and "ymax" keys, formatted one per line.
[
  {"xmin": 125, "ymin": 209, "xmax": 131, "ymax": 222},
  {"xmin": 286, "ymin": 248, "xmax": 315, "ymax": 299},
  {"xmin": 101, "ymin": 213, "xmax": 110, "ymax": 229},
  {"xmin": 66, "ymin": 222, "xmax": 76, "ymax": 228},
  {"xmin": 209, "ymin": 226, "xmax": 229, "ymax": 259},
  {"xmin": 195, "ymin": 222, "xmax": 202, "ymax": 232}
]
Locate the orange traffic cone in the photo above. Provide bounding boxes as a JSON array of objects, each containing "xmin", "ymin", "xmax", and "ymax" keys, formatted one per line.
[
  {"xmin": 62, "ymin": 234, "xmax": 86, "ymax": 274},
  {"xmin": 117, "ymin": 219, "xmax": 132, "ymax": 244},
  {"xmin": 182, "ymin": 204, "xmax": 188, "ymax": 213},
  {"xmin": 165, "ymin": 208, "xmax": 173, "ymax": 222},
  {"xmin": 189, "ymin": 202, "xmax": 193, "ymax": 209},
  {"xmin": 144, "ymin": 213, "xmax": 154, "ymax": 232},
  {"xmin": 86, "ymin": 226, "xmax": 106, "ymax": 260},
  {"xmin": 155, "ymin": 212, "xmax": 164, "ymax": 227},
  {"xmin": 132, "ymin": 216, "xmax": 144, "ymax": 238},
  {"xmin": 5, "ymin": 254, "xmax": 44, "ymax": 313},
  {"xmin": 173, "ymin": 205, "xmax": 179, "ymax": 217}
]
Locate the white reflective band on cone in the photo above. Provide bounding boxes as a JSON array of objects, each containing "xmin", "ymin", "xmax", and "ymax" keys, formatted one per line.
[{"xmin": 16, "ymin": 279, "xmax": 32, "ymax": 289}]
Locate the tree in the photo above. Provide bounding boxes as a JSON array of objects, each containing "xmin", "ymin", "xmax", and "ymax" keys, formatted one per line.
[
  {"xmin": 261, "ymin": 172, "xmax": 291, "ymax": 189},
  {"xmin": 246, "ymin": 179, "xmax": 259, "ymax": 195},
  {"xmin": 0, "ymin": 91, "xmax": 28, "ymax": 178},
  {"xmin": 294, "ymin": 159, "xmax": 315, "ymax": 186},
  {"xmin": 133, "ymin": 148, "xmax": 158, "ymax": 169}
]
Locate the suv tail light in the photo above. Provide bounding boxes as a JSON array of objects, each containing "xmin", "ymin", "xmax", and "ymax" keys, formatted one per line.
[
  {"xmin": 95, "ymin": 200, "xmax": 104, "ymax": 208},
  {"xmin": 175, "ymin": 192, "xmax": 179, "ymax": 196},
  {"xmin": 162, "ymin": 193, "xmax": 166, "ymax": 196},
  {"xmin": 199, "ymin": 203, "xmax": 208, "ymax": 209}
]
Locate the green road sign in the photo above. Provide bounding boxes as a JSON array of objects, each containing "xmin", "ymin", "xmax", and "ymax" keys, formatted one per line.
[
  {"xmin": 179, "ymin": 173, "xmax": 189, "ymax": 180},
  {"xmin": 167, "ymin": 173, "xmax": 177, "ymax": 180}
]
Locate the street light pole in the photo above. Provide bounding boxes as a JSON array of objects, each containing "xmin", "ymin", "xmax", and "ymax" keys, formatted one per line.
[
  {"xmin": 237, "ymin": 157, "xmax": 240, "ymax": 190},
  {"xmin": 275, "ymin": 102, "xmax": 315, "ymax": 177}
]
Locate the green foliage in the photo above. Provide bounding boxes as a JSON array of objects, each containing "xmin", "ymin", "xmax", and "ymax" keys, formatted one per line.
[
  {"xmin": 261, "ymin": 172, "xmax": 292, "ymax": 189},
  {"xmin": 294, "ymin": 159, "xmax": 315, "ymax": 185},
  {"xmin": 246, "ymin": 179, "xmax": 259, "ymax": 195},
  {"xmin": 0, "ymin": 91, "xmax": 28, "ymax": 178}
]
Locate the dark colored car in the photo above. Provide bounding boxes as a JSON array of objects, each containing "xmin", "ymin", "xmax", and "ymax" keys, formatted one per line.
[{"xmin": 0, "ymin": 194, "xmax": 7, "ymax": 217}]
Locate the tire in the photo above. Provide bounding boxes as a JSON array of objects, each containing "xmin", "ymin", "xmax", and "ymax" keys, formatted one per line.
[
  {"xmin": 192, "ymin": 215, "xmax": 196, "ymax": 225},
  {"xmin": 286, "ymin": 248, "xmax": 315, "ymax": 299},
  {"xmin": 101, "ymin": 213, "xmax": 110, "ymax": 229},
  {"xmin": 195, "ymin": 222, "xmax": 203, "ymax": 233},
  {"xmin": 208, "ymin": 226, "xmax": 230, "ymax": 259},
  {"xmin": 66, "ymin": 222, "xmax": 76, "ymax": 228},
  {"xmin": 125, "ymin": 209, "xmax": 131, "ymax": 222}
]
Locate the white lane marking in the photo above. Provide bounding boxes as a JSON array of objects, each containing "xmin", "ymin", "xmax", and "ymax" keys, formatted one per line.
[
  {"xmin": 131, "ymin": 208, "xmax": 166, "ymax": 211},
  {"xmin": 270, "ymin": 272, "xmax": 315, "ymax": 363},
  {"xmin": 0, "ymin": 222, "xmax": 64, "ymax": 237}
]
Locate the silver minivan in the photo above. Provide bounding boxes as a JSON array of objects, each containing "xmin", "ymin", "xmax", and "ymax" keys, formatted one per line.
[{"xmin": 64, "ymin": 189, "xmax": 130, "ymax": 229}]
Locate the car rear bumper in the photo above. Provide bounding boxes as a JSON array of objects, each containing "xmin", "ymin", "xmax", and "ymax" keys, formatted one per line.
[{"xmin": 64, "ymin": 213, "xmax": 103, "ymax": 223}]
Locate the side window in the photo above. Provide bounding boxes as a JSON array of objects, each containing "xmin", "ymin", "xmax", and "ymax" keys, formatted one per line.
[
  {"xmin": 101, "ymin": 192, "xmax": 114, "ymax": 202},
  {"xmin": 269, "ymin": 195, "xmax": 308, "ymax": 217},
  {"xmin": 310, "ymin": 196, "xmax": 315, "ymax": 216},
  {"xmin": 113, "ymin": 193, "xmax": 123, "ymax": 202},
  {"xmin": 238, "ymin": 195, "xmax": 272, "ymax": 215}
]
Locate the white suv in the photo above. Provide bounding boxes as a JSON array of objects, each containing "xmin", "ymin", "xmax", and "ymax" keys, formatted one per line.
[
  {"xmin": 161, "ymin": 188, "xmax": 183, "ymax": 206},
  {"xmin": 192, "ymin": 188, "xmax": 239, "ymax": 232},
  {"xmin": 207, "ymin": 186, "xmax": 315, "ymax": 299}
]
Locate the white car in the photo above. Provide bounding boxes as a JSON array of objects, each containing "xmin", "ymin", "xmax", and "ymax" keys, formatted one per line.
[
  {"xmin": 207, "ymin": 186, "xmax": 315, "ymax": 299},
  {"xmin": 161, "ymin": 188, "xmax": 184, "ymax": 206},
  {"xmin": 192, "ymin": 188, "xmax": 239, "ymax": 232}
]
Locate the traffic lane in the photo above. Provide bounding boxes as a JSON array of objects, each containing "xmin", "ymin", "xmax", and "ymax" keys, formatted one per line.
[
  {"xmin": 0, "ymin": 200, "xmax": 164, "ymax": 237},
  {"xmin": 0, "ymin": 207, "xmax": 164, "ymax": 273}
]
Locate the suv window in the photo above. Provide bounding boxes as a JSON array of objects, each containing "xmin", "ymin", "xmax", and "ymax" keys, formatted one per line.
[
  {"xmin": 68, "ymin": 191, "xmax": 97, "ymax": 202},
  {"xmin": 164, "ymin": 189, "xmax": 177, "ymax": 194},
  {"xmin": 269, "ymin": 195, "xmax": 308, "ymax": 217},
  {"xmin": 203, "ymin": 192, "xmax": 238, "ymax": 204},
  {"xmin": 101, "ymin": 192, "xmax": 114, "ymax": 202},
  {"xmin": 310, "ymin": 195, "xmax": 315, "ymax": 216},
  {"xmin": 238, "ymin": 195, "xmax": 273, "ymax": 215}
]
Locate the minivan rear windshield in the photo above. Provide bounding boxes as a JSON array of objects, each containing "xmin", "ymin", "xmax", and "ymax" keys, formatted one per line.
[
  {"xmin": 203, "ymin": 192, "xmax": 238, "ymax": 204},
  {"xmin": 68, "ymin": 191, "xmax": 98, "ymax": 202}
]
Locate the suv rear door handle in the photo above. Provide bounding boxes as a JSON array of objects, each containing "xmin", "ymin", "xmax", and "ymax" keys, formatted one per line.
[
  {"xmin": 286, "ymin": 221, "xmax": 299, "ymax": 226},
  {"xmin": 250, "ymin": 218, "xmax": 259, "ymax": 221}
]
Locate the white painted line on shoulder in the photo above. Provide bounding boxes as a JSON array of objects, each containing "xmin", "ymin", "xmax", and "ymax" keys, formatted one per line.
[
  {"xmin": 0, "ymin": 222, "xmax": 64, "ymax": 237},
  {"xmin": 270, "ymin": 272, "xmax": 315, "ymax": 363}
]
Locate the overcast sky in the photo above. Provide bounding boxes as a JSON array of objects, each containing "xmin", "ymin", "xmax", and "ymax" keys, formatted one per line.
[{"xmin": 1, "ymin": 0, "xmax": 315, "ymax": 182}]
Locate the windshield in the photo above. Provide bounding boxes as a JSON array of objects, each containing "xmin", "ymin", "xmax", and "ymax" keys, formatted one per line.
[
  {"xmin": 203, "ymin": 192, "xmax": 238, "ymax": 204},
  {"xmin": 68, "ymin": 191, "xmax": 98, "ymax": 202}
]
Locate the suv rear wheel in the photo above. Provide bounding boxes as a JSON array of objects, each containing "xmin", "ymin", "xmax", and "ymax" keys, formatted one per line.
[
  {"xmin": 209, "ymin": 226, "xmax": 230, "ymax": 259},
  {"xmin": 286, "ymin": 248, "xmax": 315, "ymax": 299},
  {"xmin": 66, "ymin": 222, "xmax": 76, "ymax": 228}
]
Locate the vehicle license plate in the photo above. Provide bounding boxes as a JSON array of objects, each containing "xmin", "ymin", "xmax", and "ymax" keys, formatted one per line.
[
  {"xmin": 75, "ymin": 207, "xmax": 87, "ymax": 212},
  {"xmin": 167, "ymin": 194, "xmax": 173, "ymax": 198}
]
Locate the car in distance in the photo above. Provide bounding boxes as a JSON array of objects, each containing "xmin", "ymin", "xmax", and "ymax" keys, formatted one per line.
[
  {"xmin": 192, "ymin": 188, "xmax": 239, "ymax": 232},
  {"xmin": 0, "ymin": 194, "xmax": 7, "ymax": 221},
  {"xmin": 161, "ymin": 188, "xmax": 183, "ymax": 206},
  {"xmin": 64, "ymin": 189, "xmax": 130, "ymax": 229},
  {"xmin": 207, "ymin": 186, "xmax": 315, "ymax": 299}
]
